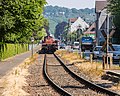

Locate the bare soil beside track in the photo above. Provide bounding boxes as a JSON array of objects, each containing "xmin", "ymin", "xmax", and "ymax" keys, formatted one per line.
[
  {"xmin": 23, "ymin": 54, "xmax": 60, "ymax": 96},
  {"xmin": 55, "ymin": 50, "xmax": 120, "ymax": 94},
  {"xmin": 46, "ymin": 54, "xmax": 105, "ymax": 96},
  {"xmin": 0, "ymin": 49, "xmax": 119, "ymax": 95}
]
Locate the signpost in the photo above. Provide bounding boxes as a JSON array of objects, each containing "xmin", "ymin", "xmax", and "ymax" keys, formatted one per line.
[
  {"xmin": 77, "ymin": 25, "xmax": 82, "ymax": 53},
  {"xmin": 101, "ymin": 15, "xmax": 115, "ymax": 69},
  {"xmin": 31, "ymin": 37, "xmax": 34, "ymax": 57}
]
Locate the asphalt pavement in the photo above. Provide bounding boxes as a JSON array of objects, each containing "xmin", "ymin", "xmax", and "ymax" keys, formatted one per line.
[{"xmin": 0, "ymin": 45, "xmax": 41, "ymax": 78}]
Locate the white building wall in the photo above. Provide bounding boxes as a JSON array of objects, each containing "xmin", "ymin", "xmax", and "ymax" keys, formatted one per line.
[
  {"xmin": 98, "ymin": 9, "xmax": 107, "ymax": 30},
  {"xmin": 70, "ymin": 17, "xmax": 89, "ymax": 32}
]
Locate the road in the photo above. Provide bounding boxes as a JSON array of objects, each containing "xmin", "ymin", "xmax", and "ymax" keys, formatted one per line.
[{"xmin": 0, "ymin": 45, "xmax": 41, "ymax": 78}]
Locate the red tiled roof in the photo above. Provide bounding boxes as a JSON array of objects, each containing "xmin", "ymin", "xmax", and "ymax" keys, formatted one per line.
[
  {"xmin": 86, "ymin": 22, "xmax": 96, "ymax": 32},
  {"xmin": 84, "ymin": 22, "xmax": 95, "ymax": 33},
  {"xmin": 84, "ymin": 22, "xmax": 96, "ymax": 35},
  {"xmin": 84, "ymin": 31, "xmax": 95, "ymax": 34},
  {"xmin": 68, "ymin": 18, "xmax": 78, "ymax": 23}
]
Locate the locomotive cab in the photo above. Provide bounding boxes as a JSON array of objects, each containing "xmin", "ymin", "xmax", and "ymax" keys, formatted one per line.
[{"xmin": 41, "ymin": 35, "xmax": 58, "ymax": 53}]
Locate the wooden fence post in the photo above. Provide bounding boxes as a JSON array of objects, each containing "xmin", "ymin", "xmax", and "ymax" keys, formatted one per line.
[
  {"xmin": 102, "ymin": 55, "xmax": 105, "ymax": 69},
  {"xmin": 108, "ymin": 53, "xmax": 113, "ymax": 69},
  {"xmin": 80, "ymin": 52, "xmax": 83, "ymax": 59},
  {"xmin": 90, "ymin": 54, "xmax": 93, "ymax": 64}
]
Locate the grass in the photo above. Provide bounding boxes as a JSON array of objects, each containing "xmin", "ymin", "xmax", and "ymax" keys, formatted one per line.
[
  {"xmin": 75, "ymin": 62, "xmax": 104, "ymax": 80},
  {"xmin": 56, "ymin": 50, "xmax": 120, "ymax": 92},
  {"xmin": 1, "ymin": 53, "xmax": 38, "ymax": 96},
  {"xmin": 0, "ymin": 44, "xmax": 28, "ymax": 60},
  {"xmin": 109, "ymin": 65, "xmax": 120, "ymax": 70},
  {"xmin": 55, "ymin": 50, "xmax": 104, "ymax": 80}
]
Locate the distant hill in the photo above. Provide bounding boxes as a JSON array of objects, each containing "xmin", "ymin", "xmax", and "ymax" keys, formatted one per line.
[{"xmin": 43, "ymin": 5, "xmax": 95, "ymax": 35}]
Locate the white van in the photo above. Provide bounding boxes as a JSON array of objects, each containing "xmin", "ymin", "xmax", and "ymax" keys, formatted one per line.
[{"xmin": 73, "ymin": 42, "xmax": 79, "ymax": 50}]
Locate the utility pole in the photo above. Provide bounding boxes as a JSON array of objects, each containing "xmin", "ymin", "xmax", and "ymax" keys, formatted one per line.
[
  {"xmin": 106, "ymin": 14, "xmax": 109, "ymax": 68},
  {"xmin": 96, "ymin": 15, "xmax": 99, "ymax": 46},
  {"xmin": 79, "ymin": 25, "xmax": 82, "ymax": 53}
]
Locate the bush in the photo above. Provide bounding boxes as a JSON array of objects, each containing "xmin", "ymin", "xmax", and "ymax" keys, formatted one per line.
[{"xmin": 0, "ymin": 43, "xmax": 28, "ymax": 60}]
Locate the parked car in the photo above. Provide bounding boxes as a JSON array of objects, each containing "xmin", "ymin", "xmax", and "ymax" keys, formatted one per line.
[
  {"xmin": 84, "ymin": 52, "xmax": 93, "ymax": 60},
  {"xmin": 93, "ymin": 46, "xmax": 103, "ymax": 59},
  {"xmin": 59, "ymin": 43, "xmax": 66, "ymax": 49},
  {"xmin": 73, "ymin": 42, "xmax": 79, "ymax": 50},
  {"xmin": 110, "ymin": 44, "xmax": 120, "ymax": 60}
]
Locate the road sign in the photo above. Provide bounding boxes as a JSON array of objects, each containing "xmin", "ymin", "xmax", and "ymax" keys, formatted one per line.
[{"xmin": 31, "ymin": 37, "xmax": 34, "ymax": 42}]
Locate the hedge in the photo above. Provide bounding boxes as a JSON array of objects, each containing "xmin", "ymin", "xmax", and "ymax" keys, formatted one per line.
[{"xmin": 0, "ymin": 44, "xmax": 28, "ymax": 60}]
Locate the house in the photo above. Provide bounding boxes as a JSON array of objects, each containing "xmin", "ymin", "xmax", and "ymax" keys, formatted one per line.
[
  {"xmin": 95, "ymin": 0, "xmax": 108, "ymax": 45},
  {"xmin": 68, "ymin": 17, "xmax": 89, "ymax": 33},
  {"xmin": 84, "ymin": 22, "xmax": 96, "ymax": 40}
]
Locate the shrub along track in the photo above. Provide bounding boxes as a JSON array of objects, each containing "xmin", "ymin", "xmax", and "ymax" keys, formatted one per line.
[{"xmin": 43, "ymin": 54, "xmax": 120, "ymax": 96}]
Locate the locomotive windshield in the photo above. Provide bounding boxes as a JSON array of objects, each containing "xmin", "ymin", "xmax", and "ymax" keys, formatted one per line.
[
  {"xmin": 81, "ymin": 37, "xmax": 93, "ymax": 43},
  {"xmin": 82, "ymin": 37, "xmax": 93, "ymax": 41}
]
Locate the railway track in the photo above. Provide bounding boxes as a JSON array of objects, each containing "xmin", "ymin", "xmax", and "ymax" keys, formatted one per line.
[
  {"xmin": 105, "ymin": 71, "xmax": 120, "ymax": 77},
  {"xmin": 43, "ymin": 54, "xmax": 71, "ymax": 96},
  {"xmin": 43, "ymin": 53, "xmax": 120, "ymax": 96}
]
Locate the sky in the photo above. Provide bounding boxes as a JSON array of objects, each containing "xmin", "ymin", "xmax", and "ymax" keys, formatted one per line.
[{"xmin": 46, "ymin": 0, "xmax": 97, "ymax": 9}]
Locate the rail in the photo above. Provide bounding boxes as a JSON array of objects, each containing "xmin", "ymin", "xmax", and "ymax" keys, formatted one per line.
[
  {"xmin": 54, "ymin": 53, "xmax": 120, "ymax": 96},
  {"xmin": 106, "ymin": 71, "xmax": 120, "ymax": 77},
  {"xmin": 43, "ymin": 54, "xmax": 71, "ymax": 96}
]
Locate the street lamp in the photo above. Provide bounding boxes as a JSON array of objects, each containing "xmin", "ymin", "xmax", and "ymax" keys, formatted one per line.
[{"xmin": 31, "ymin": 37, "xmax": 34, "ymax": 57}]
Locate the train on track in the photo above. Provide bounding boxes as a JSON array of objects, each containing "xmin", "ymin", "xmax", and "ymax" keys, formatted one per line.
[
  {"xmin": 41, "ymin": 35, "xmax": 58, "ymax": 53},
  {"xmin": 81, "ymin": 37, "xmax": 94, "ymax": 52}
]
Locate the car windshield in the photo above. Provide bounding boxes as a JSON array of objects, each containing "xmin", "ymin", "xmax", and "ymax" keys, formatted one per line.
[
  {"xmin": 75, "ymin": 43, "xmax": 79, "ymax": 46},
  {"xmin": 60, "ymin": 43, "xmax": 65, "ymax": 46},
  {"xmin": 94, "ymin": 47, "xmax": 102, "ymax": 51},
  {"xmin": 113, "ymin": 45, "xmax": 120, "ymax": 51}
]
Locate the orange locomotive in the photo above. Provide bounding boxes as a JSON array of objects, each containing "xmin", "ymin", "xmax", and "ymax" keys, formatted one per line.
[{"xmin": 42, "ymin": 35, "xmax": 58, "ymax": 53}]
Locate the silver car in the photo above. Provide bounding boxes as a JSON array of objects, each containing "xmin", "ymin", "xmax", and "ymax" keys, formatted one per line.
[
  {"xmin": 111, "ymin": 45, "xmax": 120, "ymax": 60},
  {"xmin": 93, "ymin": 46, "xmax": 103, "ymax": 59}
]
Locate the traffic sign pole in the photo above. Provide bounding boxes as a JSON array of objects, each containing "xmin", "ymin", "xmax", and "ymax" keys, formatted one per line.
[
  {"xmin": 31, "ymin": 37, "xmax": 34, "ymax": 57},
  {"xmin": 106, "ymin": 14, "xmax": 109, "ymax": 68}
]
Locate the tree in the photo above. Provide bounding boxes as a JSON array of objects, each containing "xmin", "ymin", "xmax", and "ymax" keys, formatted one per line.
[
  {"xmin": 54, "ymin": 21, "xmax": 67, "ymax": 39},
  {"xmin": 107, "ymin": 0, "xmax": 120, "ymax": 29},
  {"xmin": 0, "ymin": 0, "xmax": 47, "ymax": 43},
  {"xmin": 107, "ymin": 0, "xmax": 120, "ymax": 43}
]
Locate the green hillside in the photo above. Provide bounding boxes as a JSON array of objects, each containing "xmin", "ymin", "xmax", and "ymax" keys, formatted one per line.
[{"xmin": 43, "ymin": 5, "xmax": 95, "ymax": 35}]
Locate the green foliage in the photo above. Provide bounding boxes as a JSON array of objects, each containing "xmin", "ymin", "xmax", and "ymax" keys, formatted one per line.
[
  {"xmin": 107, "ymin": 0, "xmax": 120, "ymax": 28},
  {"xmin": 0, "ymin": 0, "xmax": 47, "ymax": 43},
  {"xmin": 35, "ymin": 28, "xmax": 47, "ymax": 41},
  {"xmin": 0, "ymin": 43, "xmax": 28, "ymax": 60},
  {"xmin": 55, "ymin": 22, "xmax": 83, "ymax": 44},
  {"xmin": 107, "ymin": 0, "xmax": 120, "ymax": 43},
  {"xmin": 44, "ymin": 5, "xmax": 95, "ymax": 35},
  {"xmin": 54, "ymin": 21, "xmax": 67, "ymax": 39}
]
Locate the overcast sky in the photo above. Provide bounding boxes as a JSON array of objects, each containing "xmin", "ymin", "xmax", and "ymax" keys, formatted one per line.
[{"xmin": 46, "ymin": 0, "xmax": 106, "ymax": 9}]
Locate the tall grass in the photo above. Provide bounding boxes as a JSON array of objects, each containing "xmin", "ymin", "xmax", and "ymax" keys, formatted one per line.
[
  {"xmin": 55, "ymin": 50, "xmax": 104, "ymax": 79},
  {"xmin": 0, "ymin": 44, "xmax": 28, "ymax": 60}
]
